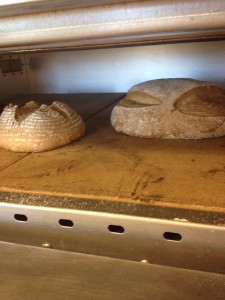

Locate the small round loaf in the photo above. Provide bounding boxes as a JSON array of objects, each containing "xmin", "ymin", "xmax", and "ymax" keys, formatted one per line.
[
  {"xmin": 0, "ymin": 101, "xmax": 85, "ymax": 152},
  {"xmin": 111, "ymin": 78, "xmax": 225, "ymax": 139}
]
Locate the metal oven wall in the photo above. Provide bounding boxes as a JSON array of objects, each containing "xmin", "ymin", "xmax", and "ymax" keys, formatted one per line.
[{"xmin": 1, "ymin": 40, "xmax": 225, "ymax": 98}]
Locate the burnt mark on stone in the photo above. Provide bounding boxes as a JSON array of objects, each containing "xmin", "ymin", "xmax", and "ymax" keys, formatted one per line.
[
  {"xmin": 151, "ymin": 177, "xmax": 164, "ymax": 184},
  {"xmin": 33, "ymin": 172, "xmax": 51, "ymax": 178},
  {"xmin": 56, "ymin": 164, "xmax": 74, "ymax": 173},
  {"xmin": 207, "ymin": 169, "xmax": 225, "ymax": 175},
  {"xmin": 131, "ymin": 171, "xmax": 165, "ymax": 200},
  {"xmin": 131, "ymin": 179, "xmax": 142, "ymax": 200}
]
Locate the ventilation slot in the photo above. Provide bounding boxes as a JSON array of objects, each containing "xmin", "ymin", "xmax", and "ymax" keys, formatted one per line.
[
  {"xmin": 59, "ymin": 219, "xmax": 74, "ymax": 228},
  {"xmin": 14, "ymin": 214, "xmax": 28, "ymax": 222},
  {"xmin": 163, "ymin": 232, "xmax": 182, "ymax": 241},
  {"xmin": 108, "ymin": 225, "xmax": 125, "ymax": 234}
]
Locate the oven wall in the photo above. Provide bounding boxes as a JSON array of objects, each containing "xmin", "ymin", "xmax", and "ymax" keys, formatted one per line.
[
  {"xmin": 0, "ymin": 39, "xmax": 225, "ymax": 100},
  {"xmin": 24, "ymin": 40, "xmax": 225, "ymax": 94},
  {"xmin": 0, "ymin": 54, "xmax": 30, "ymax": 101}
]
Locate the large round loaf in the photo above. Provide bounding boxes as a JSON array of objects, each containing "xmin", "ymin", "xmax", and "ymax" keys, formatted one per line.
[
  {"xmin": 111, "ymin": 78, "xmax": 225, "ymax": 139},
  {"xmin": 0, "ymin": 101, "xmax": 85, "ymax": 152}
]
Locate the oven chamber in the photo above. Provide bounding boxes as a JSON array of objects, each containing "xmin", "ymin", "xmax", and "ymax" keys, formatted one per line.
[{"xmin": 1, "ymin": 1, "xmax": 225, "ymax": 299}]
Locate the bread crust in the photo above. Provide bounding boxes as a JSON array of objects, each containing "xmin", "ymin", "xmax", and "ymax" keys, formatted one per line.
[
  {"xmin": 111, "ymin": 79, "xmax": 225, "ymax": 139},
  {"xmin": 0, "ymin": 101, "xmax": 85, "ymax": 152}
]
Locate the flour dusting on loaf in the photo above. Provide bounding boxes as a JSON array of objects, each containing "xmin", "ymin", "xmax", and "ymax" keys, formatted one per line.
[
  {"xmin": 0, "ymin": 101, "xmax": 85, "ymax": 152},
  {"xmin": 111, "ymin": 78, "xmax": 225, "ymax": 139}
]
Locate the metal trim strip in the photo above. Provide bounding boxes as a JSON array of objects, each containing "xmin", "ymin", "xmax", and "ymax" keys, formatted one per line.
[
  {"xmin": 1, "ymin": 202, "xmax": 225, "ymax": 274},
  {"xmin": 1, "ymin": 0, "xmax": 225, "ymax": 52}
]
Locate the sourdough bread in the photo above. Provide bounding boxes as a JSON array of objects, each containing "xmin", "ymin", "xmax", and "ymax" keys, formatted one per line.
[
  {"xmin": 111, "ymin": 79, "xmax": 225, "ymax": 139},
  {"xmin": 0, "ymin": 101, "xmax": 85, "ymax": 152}
]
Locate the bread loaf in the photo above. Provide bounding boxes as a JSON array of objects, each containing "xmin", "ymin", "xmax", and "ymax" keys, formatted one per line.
[
  {"xmin": 111, "ymin": 78, "xmax": 225, "ymax": 139},
  {"xmin": 0, "ymin": 101, "xmax": 85, "ymax": 152}
]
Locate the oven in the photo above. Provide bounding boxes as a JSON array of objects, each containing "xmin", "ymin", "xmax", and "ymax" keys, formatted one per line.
[{"xmin": 1, "ymin": 1, "xmax": 225, "ymax": 299}]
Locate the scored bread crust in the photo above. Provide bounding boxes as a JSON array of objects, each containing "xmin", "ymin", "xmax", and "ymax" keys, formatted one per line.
[
  {"xmin": 0, "ymin": 101, "xmax": 85, "ymax": 152},
  {"xmin": 111, "ymin": 78, "xmax": 225, "ymax": 139}
]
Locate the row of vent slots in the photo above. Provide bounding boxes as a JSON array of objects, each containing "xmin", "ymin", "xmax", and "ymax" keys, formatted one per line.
[{"xmin": 14, "ymin": 214, "xmax": 182, "ymax": 241}]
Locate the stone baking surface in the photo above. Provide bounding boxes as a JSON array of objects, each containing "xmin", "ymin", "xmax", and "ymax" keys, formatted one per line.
[{"xmin": 0, "ymin": 94, "xmax": 225, "ymax": 213}]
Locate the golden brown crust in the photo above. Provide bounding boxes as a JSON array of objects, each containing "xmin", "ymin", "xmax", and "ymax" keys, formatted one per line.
[{"xmin": 0, "ymin": 101, "xmax": 85, "ymax": 152}]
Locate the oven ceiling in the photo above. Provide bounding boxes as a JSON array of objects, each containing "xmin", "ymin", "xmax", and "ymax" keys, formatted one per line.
[{"xmin": 1, "ymin": 0, "xmax": 225, "ymax": 52}]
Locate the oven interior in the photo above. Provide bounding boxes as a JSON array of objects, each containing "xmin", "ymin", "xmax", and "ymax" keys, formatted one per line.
[{"xmin": 1, "ymin": 2, "xmax": 225, "ymax": 299}]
